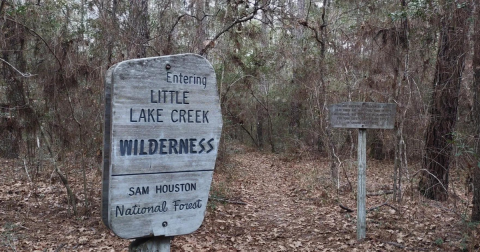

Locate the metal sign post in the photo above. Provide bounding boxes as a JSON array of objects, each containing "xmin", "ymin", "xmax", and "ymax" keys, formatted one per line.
[{"xmin": 329, "ymin": 102, "xmax": 396, "ymax": 240}]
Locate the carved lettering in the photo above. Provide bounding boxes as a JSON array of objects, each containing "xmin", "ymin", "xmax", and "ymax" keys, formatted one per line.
[
  {"xmin": 119, "ymin": 138, "xmax": 215, "ymax": 156},
  {"xmin": 172, "ymin": 199, "xmax": 202, "ymax": 211},
  {"xmin": 115, "ymin": 201, "xmax": 168, "ymax": 217}
]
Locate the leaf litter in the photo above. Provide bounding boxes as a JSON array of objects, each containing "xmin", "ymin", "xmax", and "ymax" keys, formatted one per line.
[{"xmin": 0, "ymin": 146, "xmax": 479, "ymax": 251}]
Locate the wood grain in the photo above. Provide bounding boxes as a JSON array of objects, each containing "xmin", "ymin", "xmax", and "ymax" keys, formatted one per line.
[{"xmin": 102, "ymin": 54, "xmax": 222, "ymax": 239}]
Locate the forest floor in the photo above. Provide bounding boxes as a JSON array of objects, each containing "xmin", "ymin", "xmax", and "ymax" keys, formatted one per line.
[{"xmin": 1, "ymin": 144, "xmax": 480, "ymax": 251}]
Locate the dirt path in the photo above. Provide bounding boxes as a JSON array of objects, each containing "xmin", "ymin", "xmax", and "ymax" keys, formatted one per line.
[
  {"xmin": 172, "ymin": 150, "xmax": 478, "ymax": 251},
  {"xmin": 173, "ymin": 151, "xmax": 362, "ymax": 251}
]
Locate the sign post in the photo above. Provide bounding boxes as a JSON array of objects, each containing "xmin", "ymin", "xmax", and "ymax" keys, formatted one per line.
[
  {"xmin": 102, "ymin": 54, "xmax": 222, "ymax": 249},
  {"xmin": 329, "ymin": 102, "xmax": 396, "ymax": 240},
  {"xmin": 357, "ymin": 128, "xmax": 367, "ymax": 240}
]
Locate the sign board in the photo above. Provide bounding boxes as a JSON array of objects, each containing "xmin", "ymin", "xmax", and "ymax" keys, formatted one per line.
[
  {"xmin": 329, "ymin": 101, "xmax": 396, "ymax": 240},
  {"xmin": 329, "ymin": 102, "xmax": 396, "ymax": 129},
  {"xmin": 102, "ymin": 54, "xmax": 222, "ymax": 239}
]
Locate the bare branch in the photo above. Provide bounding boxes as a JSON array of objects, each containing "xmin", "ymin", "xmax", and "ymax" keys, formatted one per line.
[
  {"xmin": 298, "ymin": 20, "xmax": 325, "ymax": 49},
  {"xmin": 5, "ymin": 17, "xmax": 62, "ymax": 70},
  {"xmin": 339, "ymin": 204, "xmax": 354, "ymax": 212},
  {"xmin": 199, "ymin": 0, "xmax": 270, "ymax": 56},
  {"xmin": 0, "ymin": 58, "xmax": 37, "ymax": 78},
  {"xmin": 368, "ymin": 202, "xmax": 398, "ymax": 212}
]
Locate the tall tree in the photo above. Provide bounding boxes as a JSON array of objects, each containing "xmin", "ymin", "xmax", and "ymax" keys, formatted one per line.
[
  {"xmin": 472, "ymin": 0, "xmax": 480, "ymax": 222},
  {"xmin": 419, "ymin": 1, "xmax": 471, "ymax": 201},
  {"xmin": 392, "ymin": 0, "xmax": 410, "ymax": 202},
  {"xmin": 127, "ymin": 0, "xmax": 149, "ymax": 58}
]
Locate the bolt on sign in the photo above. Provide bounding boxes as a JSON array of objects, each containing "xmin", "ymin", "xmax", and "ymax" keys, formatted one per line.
[{"xmin": 102, "ymin": 54, "xmax": 222, "ymax": 239}]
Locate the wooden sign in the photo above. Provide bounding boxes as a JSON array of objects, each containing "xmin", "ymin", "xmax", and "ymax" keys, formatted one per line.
[
  {"xmin": 102, "ymin": 54, "xmax": 222, "ymax": 239},
  {"xmin": 329, "ymin": 102, "xmax": 396, "ymax": 129}
]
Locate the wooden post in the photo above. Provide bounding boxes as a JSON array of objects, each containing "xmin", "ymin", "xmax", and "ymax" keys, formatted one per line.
[
  {"xmin": 357, "ymin": 129, "xmax": 367, "ymax": 240},
  {"xmin": 129, "ymin": 236, "xmax": 171, "ymax": 252}
]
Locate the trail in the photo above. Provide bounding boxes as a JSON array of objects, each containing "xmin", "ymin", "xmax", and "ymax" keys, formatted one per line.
[
  {"xmin": 172, "ymin": 149, "xmax": 469, "ymax": 251},
  {"xmin": 173, "ymin": 151, "xmax": 358, "ymax": 251}
]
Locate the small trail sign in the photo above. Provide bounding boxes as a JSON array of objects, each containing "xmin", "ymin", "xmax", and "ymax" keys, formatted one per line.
[
  {"xmin": 329, "ymin": 102, "xmax": 396, "ymax": 129},
  {"xmin": 102, "ymin": 54, "xmax": 222, "ymax": 239},
  {"xmin": 329, "ymin": 102, "xmax": 396, "ymax": 240}
]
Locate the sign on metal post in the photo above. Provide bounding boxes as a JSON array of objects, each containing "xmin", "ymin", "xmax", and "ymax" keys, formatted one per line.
[
  {"xmin": 329, "ymin": 102, "xmax": 396, "ymax": 240},
  {"xmin": 329, "ymin": 102, "xmax": 395, "ymax": 129},
  {"xmin": 102, "ymin": 54, "xmax": 222, "ymax": 240}
]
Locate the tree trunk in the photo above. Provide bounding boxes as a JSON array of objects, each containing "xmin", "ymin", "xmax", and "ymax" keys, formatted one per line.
[
  {"xmin": 128, "ymin": 0, "xmax": 149, "ymax": 58},
  {"xmin": 370, "ymin": 131, "xmax": 385, "ymax": 160},
  {"xmin": 317, "ymin": 0, "xmax": 338, "ymax": 188},
  {"xmin": 195, "ymin": 0, "xmax": 206, "ymax": 53},
  {"xmin": 393, "ymin": 0, "xmax": 409, "ymax": 203},
  {"xmin": 419, "ymin": 2, "xmax": 471, "ymax": 201},
  {"xmin": 256, "ymin": 103, "xmax": 264, "ymax": 149},
  {"xmin": 0, "ymin": 18, "xmax": 35, "ymax": 159},
  {"xmin": 471, "ymin": 0, "xmax": 480, "ymax": 222}
]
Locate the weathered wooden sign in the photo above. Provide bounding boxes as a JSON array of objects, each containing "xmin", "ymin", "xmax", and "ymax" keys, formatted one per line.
[
  {"xmin": 102, "ymin": 54, "xmax": 222, "ymax": 239},
  {"xmin": 329, "ymin": 101, "xmax": 396, "ymax": 240},
  {"xmin": 329, "ymin": 102, "xmax": 396, "ymax": 129}
]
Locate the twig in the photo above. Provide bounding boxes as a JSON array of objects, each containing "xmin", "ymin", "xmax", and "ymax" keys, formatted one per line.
[
  {"xmin": 199, "ymin": 0, "xmax": 269, "ymax": 55},
  {"xmin": 411, "ymin": 168, "xmax": 449, "ymax": 193},
  {"xmin": 384, "ymin": 241, "xmax": 405, "ymax": 249},
  {"xmin": 23, "ymin": 159, "xmax": 32, "ymax": 183},
  {"xmin": 367, "ymin": 190, "xmax": 393, "ymax": 197},
  {"xmin": 209, "ymin": 196, "xmax": 247, "ymax": 205},
  {"xmin": 368, "ymin": 202, "xmax": 398, "ymax": 212},
  {"xmin": 0, "ymin": 58, "xmax": 37, "ymax": 78},
  {"xmin": 339, "ymin": 204, "xmax": 354, "ymax": 212}
]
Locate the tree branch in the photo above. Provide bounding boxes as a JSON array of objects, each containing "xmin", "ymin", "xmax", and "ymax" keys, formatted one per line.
[
  {"xmin": 5, "ymin": 17, "xmax": 62, "ymax": 70},
  {"xmin": 225, "ymin": 108, "xmax": 259, "ymax": 147},
  {"xmin": 368, "ymin": 202, "xmax": 398, "ymax": 212},
  {"xmin": 298, "ymin": 20, "xmax": 325, "ymax": 49},
  {"xmin": 0, "ymin": 58, "xmax": 37, "ymax": 77},
  {"xmin": 339, "ymin": 204, "xmax": 354, "ymax": 212},
  {"xmin": 199, "ymin": 0, "xmax": 269, "ymax": 56}
]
